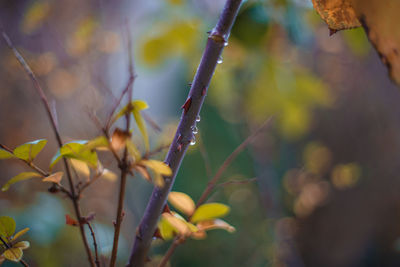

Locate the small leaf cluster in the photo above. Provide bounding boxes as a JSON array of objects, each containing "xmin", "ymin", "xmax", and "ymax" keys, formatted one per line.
[
  {"xmin": 0, "ymin": 216, "xmax": 29, "ymax": 263},
  {"xmin": 157, "ymin": 192, "xmax": 235, "ymax": 241}
]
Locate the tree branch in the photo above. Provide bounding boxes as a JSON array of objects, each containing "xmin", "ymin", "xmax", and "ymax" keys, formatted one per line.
[
  {"xmin": 1, "ymin": 31, "xmax": 95, "ymax": 267},
  {"xmin": 109, "ymin": 29, "xmax": 135, "ymax": 267},
  {"xmin": 127, "ymin": 1, "xmax": 243, "ymax": 266}
]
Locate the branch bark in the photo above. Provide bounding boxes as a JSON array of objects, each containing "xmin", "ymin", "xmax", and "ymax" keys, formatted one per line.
[{"xmin": 127, "ymin": 1, "xmax": 243, "ymax": 266}]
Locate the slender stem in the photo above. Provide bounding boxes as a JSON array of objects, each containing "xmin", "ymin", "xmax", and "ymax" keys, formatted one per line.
[
  {"xmin": 127, "ymin": 1, "xmax": 243, "ymax": 266},
  {"xmin": 1, "ymin": 31, "xmax": 95, "ymax": 267},
  {"xmin": 158, "ymin": 237, "xmax": 181, "ymax": 267},
  {"xmin": 87, "ymin": 222, "xmax": 100, "ymax": 267},
  {"xmin": 196, "ymin": 117, "xmax": 272, "ymax": 208},
  {"xmin": 109, "ymin": 31, "xmax": 136, "ymax": 267}
]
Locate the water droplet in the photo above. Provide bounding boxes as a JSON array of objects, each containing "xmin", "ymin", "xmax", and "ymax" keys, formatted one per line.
[
  {"xmin": 223, "ymin": 41, "xmax": 228, "ymax": 47},
  {"xmin": 191, "ymin": 126, "xmax": 198, "ymax": 134},
  {"xmin": 196, "ymin": 115, "xmax": 201, "ymax": 122},
  {"xmin": 217, "ymin": 57, "xmax": 223, "ymax": 64},
  {"xmin": 190, "ymin": 136, "xmax": 196, "ymax": 146}
]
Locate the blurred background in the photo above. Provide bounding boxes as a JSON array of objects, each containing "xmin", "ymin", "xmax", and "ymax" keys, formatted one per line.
[{"xmin": 1, "ymin": 0, "xmax": 400, "ymax": 266}]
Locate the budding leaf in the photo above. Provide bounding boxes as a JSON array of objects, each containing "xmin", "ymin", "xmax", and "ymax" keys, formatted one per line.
[
  {"xmin": 13, "ymin": 139, "xmax": 47, "ymax": 162},
  {"xmin": 1, "ymin": 172, "xmax": 42, "ymax": 192},
  {"xmin": 190, "ymin": 203, "xmax": 230, "ymax": 223}
]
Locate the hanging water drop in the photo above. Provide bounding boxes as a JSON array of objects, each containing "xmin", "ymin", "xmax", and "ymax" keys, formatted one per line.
[
  {"xmin": 191, "ymin": 126, "xmax": 198, "ymax": 134},
  {"xmin": 223, "ymin": 41, "xmax": 228, "ymax": 47},
  {"xmin": 190, "ymin": 136, "xmax": 196, "ymax": 146},
  {"xmin": 217, "ymin": 57, "xmax": 223, "ymax": 64},
  {"xmin": 196, "ymin": 115, "xmax": 201, "ymax": 122}
]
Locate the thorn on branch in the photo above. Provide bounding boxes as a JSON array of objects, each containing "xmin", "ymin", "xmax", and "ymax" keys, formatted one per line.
[{"xmin": 181, "ymin": 97, "xmax": 192, "ymax": 114}]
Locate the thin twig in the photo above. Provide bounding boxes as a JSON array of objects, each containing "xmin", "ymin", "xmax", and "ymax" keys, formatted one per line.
[
  {"xmin": 109, "ymin": 27, "xmax": 135, "ymax": 267},
  {"xmin": 87, "ymin": 222, "xmax": 100, "ymax": 267},
  {"xmin": 198, "ymin": 134, "xmax": 212, "ymax": 179},
  {"xmin": 196, "ymin": 117, "xmax": 272, "ymax": 208},
  {"xmin": 0, "ymin": 143, "xmax": 72, "ymax": 198},
  {"xmin": 128, "ymin": 1, "xmax": 243, "ymax": 265},
  {"xmin": 158, "ymin": 237, "xmax": 182, "ymax": 267},
  {"xmin": 216, "ymin": 177, "xmax": 258, "ymax": 188},
  {"xmin": 1, "ymin": 31, "xmax": 95, "ymax": 267}
]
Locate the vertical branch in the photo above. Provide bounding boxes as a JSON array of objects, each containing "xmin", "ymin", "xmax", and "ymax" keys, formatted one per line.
[
  {"xmin": 1, "ymin": 31, "xmax": 96, "ymax": 267},
  {"xmin": 87, "ymin": 222, "xmax": 100, "ymax": 267},
  {"xmin": 109, "ymin": 28, "xmax": 135, "ymax": 267},
  {"xmin": 127, "ymin": 1, "xmax": 243, "ymax": 266}
]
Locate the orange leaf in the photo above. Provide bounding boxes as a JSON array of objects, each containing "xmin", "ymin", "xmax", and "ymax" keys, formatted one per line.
[
  {"xmin": 168, "ymin": 191, "xmax": 195, "ymax": 216},
  {"xmin": 65, "ymin": 214, "xmax": 79, "ymax": 226}
]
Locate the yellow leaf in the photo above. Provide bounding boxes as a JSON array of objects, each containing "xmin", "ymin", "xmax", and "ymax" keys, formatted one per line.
[
  {"xmin": 1, "ymin": 172, "xmax": 42, "ymax": 192},
  {"xmin": 70, "ymin": 159, "xmax": 90, "ymax": 179},
  {"xmin": 196, "ymin": 219, "xmax": 236, "ymax": 233},
  {"xmin": 168, "ymin": 192, "xmax": 195, "ymax": 216},
  {"xmin": 11, "ymin": 228, "xmax": 29, "ymax": 242},
  {"xmin": 132, "ymin": 100, "xmax": 150, "ymax": 151},
  {"xmin": 141, "ymin": 160, "xmax": 172, "ymax": 176},
  {"xmin": 3, "ymin": 248, "xmax": 23, "ymax": 262},
  {"xmin": 42, "ymin": 172, "xmax": 63, "ymax": 185},
  {"xmin": 21, "ymin": 1, "xmax": 51, "ymax": 34},
  {"xmin": 85, "ymin": 136, "xmax": 109, "ymax": 151},
  {"xmin": 190, "ymin": 203, "xmax": 230, "ymax": 223},
  {"xmin": 158, "ymin": 214, "xmax": 175, "ymax": 240},
  {"xmin": 162, "ymin": 213, "xmax": 190, "ymax": 236},
  {"xmin": 13, "ymin": 241, "xmax": 30, "ymax": 250},
  {"xmin": 0, "ymin": 149, "xmax": 16, "ymax": 159}
]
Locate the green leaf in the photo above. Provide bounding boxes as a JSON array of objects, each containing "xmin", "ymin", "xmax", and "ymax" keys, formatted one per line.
[
  {"xmin": 85, "ymin": 136, "xmax": 109, "ymax": 151},
  {"xmin": 13, "ymin": 139, "xmax": 47, "ymax": 162},
  {"xmin": 0, "ymin": 149, "xmax": 16, "ymax": 160},
  {"xmin": 3, "ymin": 248, "xmax": 23, "ymax": 262},
  {"xmin": 132, "ymin": 100, "xmax": 149, "ymax": 151},
  {"xmin": 1, "ymin": 172, "xmax": 42, "ymax": 192},
  {"xmin": 190, "ymin": 203, "xmax": 230, "ymax": 223},
  {"xmin": 0, "ymin": 216, "xmax": 16, "ymax": 238},
  {"xmin": 50, "ymin": 140, "xmax": 98, "ymax": 170}
]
